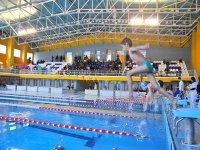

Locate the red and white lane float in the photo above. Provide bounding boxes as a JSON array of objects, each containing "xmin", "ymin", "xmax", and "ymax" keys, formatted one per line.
[
  {"xmin": 103, "ymin": 98, "xmax": 143, "ymax": 104},
  {"xmin": 39, "ymin": 106, "xmax": 137, "ymax": 119},
  {"xmin": 0, "ymin": 115, "xmax": 148, "ymax": 139}
]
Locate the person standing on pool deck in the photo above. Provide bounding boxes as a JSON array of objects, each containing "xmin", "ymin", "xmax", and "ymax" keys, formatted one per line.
[{"xmin": 121, "ymin": 37, "xmax": 174, "ymax": 101}]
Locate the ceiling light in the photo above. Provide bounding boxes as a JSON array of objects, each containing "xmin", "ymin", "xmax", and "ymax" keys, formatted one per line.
[
  {"xmin": 0, "ymin": 5, "xmax": 37, "ymax": 21},
  {"xmin": 129, "ymin": 17, "xmax": 143, "ymax": 26},
  {"xmin": 18, "ymin": 28, "xmax": 37, "ymax": 36},
  {"xmin": 144, "ymin": 18, "xmax": 159, "ymax": 26},
  {"xmin": 123, "ymin": 0, "xmax": 171, "ymax": 3},
  {"xmin": 129, "ymin": 17, "xmax": 159, "ymax": 26}
]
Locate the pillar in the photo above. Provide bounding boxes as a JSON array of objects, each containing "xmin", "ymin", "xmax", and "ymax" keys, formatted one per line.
[
  {"xmin": 6, "ymin": 38, "xmax": 14, "ymax": 68},
  {"xmin": 37, "ymin": 79, "xmax": 39, "ymax": 92},
  {"xmin": 97, "ymin": 81, "xmax": 100, "ymax": 97},
  {"xmin": 25, "ymin": 78, "xmax": 28, "ymax": 91},
  {"xmin": 20, "ymin": 44, "xmax": 28, "ymax": 64},
  {"xmin": 191, "ymin": 23, "xmax": 200, "ymax": 75},
  {"xmin": 196, "ymin": 25, "xmax": 200, "ymax": 75},
  {"xmin": 113, "ymin": 82, "xmax": 116, "ymax": 100},
  {"xmin": 48, "ymin": 80, "xmax": 51, "ymax": 93}
]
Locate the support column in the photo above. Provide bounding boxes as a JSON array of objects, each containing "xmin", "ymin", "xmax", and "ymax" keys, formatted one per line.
[
  {"xmin": 21, "ymin": 44, "xmax": 28, "ymax": 64},
  {"xmin": 196, "ymin": 24, "xmax": 200, "ymax": 75},
  {"xmin": 37, "ymin": 79, "xmax": 39, "ymax": 92},
  {"xmin": 48, "ymin": 80, "xmax": 51, "ymax": 93},
  {"xmin": 6, "ymin": 38, "xmax": 14, "ymax": 68},
  {"xmin": 62, "ymin": 80, "xmax": 68, "ymax": 94},
  {"xmin": 97, "ymin": 81, "xmax": 100, "ymax": 97},
  {"xmin": 15, "ymin": 84, "xmax": 17, "ymax": 91},
  {"xmin": 191, "ymin": 23, "xmax": 200, "ymax": 75},
  {"xmin": 113, "ymin": 82, "xmax": 116, "ymax": 100},
  {"xmin": 25, "ymin": 78, "xmax": 28, "ymax": 92}
]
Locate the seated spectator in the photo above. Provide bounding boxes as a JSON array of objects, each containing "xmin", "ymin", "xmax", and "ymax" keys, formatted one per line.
[
  {"xmin": 197, "ymin": 77, "xmax": 200, "ymax": 96},
  {"xmin": 188, "ymin": 77, "xmax": 198, "ymax": 108},
  {"xmin": 173, "ymin": 86, "xmax": 180, "ymax": 97},
  {"xmin": 179, "ymin": 59, "xmax": 183, "ymax": 63}
]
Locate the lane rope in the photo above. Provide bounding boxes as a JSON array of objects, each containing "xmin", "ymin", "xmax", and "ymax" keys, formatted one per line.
[
  {"xmin": 39, "ymin": 106, "xmax": 140, "ymax": 119},
  {"xmin": 0, "ymin": 115, "xmax": 148, "ymax": 139}
]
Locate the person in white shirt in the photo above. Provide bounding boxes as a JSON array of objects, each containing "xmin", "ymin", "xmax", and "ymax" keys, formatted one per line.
[
  {"xmin": 178, "ymin": 77, "xmax": 184, "ymax": 98},
  {"xmin": 178, "ymin": 77, "xmax": 184, "ymax": 92},
  {"xmin": 188, "ymin": 77, "xmax": 198, "ymax": 108}
]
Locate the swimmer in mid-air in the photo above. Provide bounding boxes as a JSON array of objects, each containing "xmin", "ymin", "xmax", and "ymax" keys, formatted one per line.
[{"xmin": 121, "ymin": 37, "xmax": 173, "ymax": 102}]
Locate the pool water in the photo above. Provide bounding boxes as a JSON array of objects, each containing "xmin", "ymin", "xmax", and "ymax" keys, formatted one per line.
[{"xmin": 0, "ymin": 105, "xmax": 168, "ymax": 150}]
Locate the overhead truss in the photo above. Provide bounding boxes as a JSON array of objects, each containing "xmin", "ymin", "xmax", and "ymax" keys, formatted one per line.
[{"xmin": 0, "ymin": 0, "xmax": 199, "ymax": 49}]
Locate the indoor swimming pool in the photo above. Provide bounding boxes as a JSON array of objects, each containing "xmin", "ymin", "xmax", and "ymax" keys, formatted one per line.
[{"xmin": 0, "ymin": 104, "xmax": 168, "ymax": 150}]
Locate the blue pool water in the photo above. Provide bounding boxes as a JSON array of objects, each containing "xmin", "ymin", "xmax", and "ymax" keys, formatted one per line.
[{"xmin": 0, "ymin": 105, "xmax": 168, "ymax": 150}]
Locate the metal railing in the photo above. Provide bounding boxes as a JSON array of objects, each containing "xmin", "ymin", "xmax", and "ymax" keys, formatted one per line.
[{"xmin": 0, "ymin": 68, "xmax": 194, "ymax": 77}]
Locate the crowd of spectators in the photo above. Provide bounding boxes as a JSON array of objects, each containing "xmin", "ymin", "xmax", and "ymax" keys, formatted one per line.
[
  {"xmin": 51, "ymin": 55, "xmax": 65, "ymax": 62},
  {"xmin": 36, "ymin": 60, "xmax": 45, "ymax": 64},
  {"xmin": 2, "ymin": 52, "xmax": 186, "ymax": 77},
  {"xmin": 61, "ymin": 55, "xmax": 122, "ymax": 72}
]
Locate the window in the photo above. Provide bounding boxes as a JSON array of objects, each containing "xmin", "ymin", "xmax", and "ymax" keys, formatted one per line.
[
  {"xmin": 96, "ymin": 50, "xmax": 100, "ymax": 60},
  {"xmin": 66, "ymin": 52, "xmax": 73, "ymax": 64},
  {"xmin": 27, "ymin": 53, "xmax": 33, "ymax": 60},
  {"xmin": 14, "ymin": 49, "xmax": 21, "ymax": 58},
  {"xmin": 0, "ymin": 44, "xmax": 6, "ymax": 54},
  {"xmin": 84, "ymin": 51, "xmax": 91, "ymax": 59},
  {"xmin": 106, "ymin": 50, "xmax": 112, "ymax": 61}
]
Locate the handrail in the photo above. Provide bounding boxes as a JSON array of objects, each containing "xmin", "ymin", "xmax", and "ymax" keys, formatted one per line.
[
  {"xmin": 0, "ymin": 68, "xmax": 193, "ymax": 77},
  {"xmin": 162, "ymin": 101, "xmax": 177, "ymax": 150}
]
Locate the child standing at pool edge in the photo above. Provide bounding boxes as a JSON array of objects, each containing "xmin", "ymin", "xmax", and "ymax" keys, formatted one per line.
[{"xmin": 121, "ymin": 37, "xmax": 174, "ymax": 102}]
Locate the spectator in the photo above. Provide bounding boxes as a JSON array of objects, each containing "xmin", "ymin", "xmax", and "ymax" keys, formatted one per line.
[
  {"xmin": 178, "ymin": 77, "xmax": 184, "ymax": 98},
  {"xmin": 55, "ymin": 55, "xmax": 59, "ymax": 62},
  {"xmin": 188, "ymin": 77, "xmax": 198, "ymax": 108},
  {"xmin": 62, "ymin": 55, "xmax": 65, "ymax": 62},
  {"xmin": 197, "ymin": 77, "xmax": 200, "ymax": 96},
  {"xmin": 60, "ymin": 55, "xmax": 63, "ymax": 62}
]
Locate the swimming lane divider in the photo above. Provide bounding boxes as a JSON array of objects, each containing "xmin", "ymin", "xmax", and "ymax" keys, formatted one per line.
[
  {"xmin": 39, "ymin": 106, "xmax": 139, "ymax": 119},
  {"xmin": 0, "ymin": 115, "xmax": 147, "ymax": 139}
]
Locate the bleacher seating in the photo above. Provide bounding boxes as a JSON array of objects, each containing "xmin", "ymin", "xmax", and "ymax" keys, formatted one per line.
[
  {"xmin": 23, "ymin": 62, "xmax": 68, "ymax": 74},
  {"xmin": 127, "ymin": 60, "xmax": 189, "ymax": 77},
  {"xmin": 22, "ymin": 60, "xmax": 189, "ymax": 77},
  {"xmin": 153, "ymin": 60, "xmax": 189, "ymax": 77}
]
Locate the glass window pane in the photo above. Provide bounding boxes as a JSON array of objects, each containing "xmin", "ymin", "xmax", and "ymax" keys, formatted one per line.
[
  {"xmin": 14, "ymin": 49, "xmax": 21, "ymax": 58},
  {"xmin": 107, "ymin": 50, "xmax": 112, "ymax": 61},
  {"xmin": 27, "ymin": 53, "xmax": 33, "ymax": 60},
  {"xmin": 66, "ymin": 52, "xmax": 73, "ymax": 64},
  {"xmin": 0, "ymin": 44, "xmax": 6, "ymax": 54}
]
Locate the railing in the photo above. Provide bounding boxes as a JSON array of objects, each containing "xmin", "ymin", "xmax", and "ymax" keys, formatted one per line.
[
  {"xmin": 162, "ymin": 101, "xmax": 177, "ymax": 150},
  {"xmin": 0, "ymin": 68, "xmax": 194, "ymax": 77}
]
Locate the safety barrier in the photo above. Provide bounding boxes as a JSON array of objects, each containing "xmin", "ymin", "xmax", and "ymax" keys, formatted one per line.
[
  {"xmin": 39, "ymin": 106, "xmax": 139, "ymax": 119},
  {"xmin": 0, "ymin": 115, "xmax": 148, "ymax": 138},
  {"xmin": 0, "ymin": 68, "xmax": 193, "ymax": 77},
  {"xmin": 0, "ymin": 92, "xmax": 143, "ymax": 104},
  {"xmin": 0, "ymin": 93, "xmax": 144, "ymax": 111}
]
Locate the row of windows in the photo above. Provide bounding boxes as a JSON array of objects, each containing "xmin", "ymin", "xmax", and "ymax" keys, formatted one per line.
[
  {"xmin": 65, "ymin": 49, "xmax": 147, "ymax": 64},
  {"xmin": 66, "ymin": 50, "xmax": 119, "ymax": 64},
  {"xmin": 0, "ymin": 44, "xmax": 33, "ymax": 60}
]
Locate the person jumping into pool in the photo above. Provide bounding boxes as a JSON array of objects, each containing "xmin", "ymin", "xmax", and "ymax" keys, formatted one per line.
[
  {"xmin": 121, "ymin": 37, "xmax": 174, "ymax": 102},
  {"xmin": 143, "ymin": 80, "xmax": 165, "ymax": 112}
]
